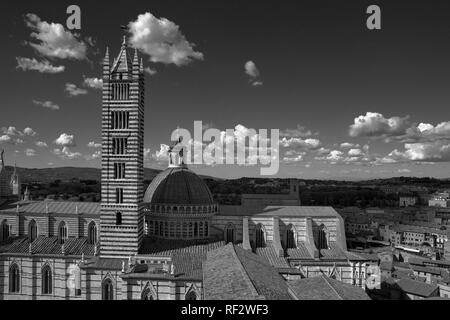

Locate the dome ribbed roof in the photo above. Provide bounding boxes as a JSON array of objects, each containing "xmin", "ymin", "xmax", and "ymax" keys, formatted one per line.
[{"xmin": 144, "ymin": 167, "xmax": 214, "ymax": 205}]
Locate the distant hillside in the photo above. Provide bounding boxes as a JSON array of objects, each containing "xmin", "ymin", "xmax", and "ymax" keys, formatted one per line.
[{"xmin": 3, "ymin": 166, "xmax": 162, "ymax": 184}]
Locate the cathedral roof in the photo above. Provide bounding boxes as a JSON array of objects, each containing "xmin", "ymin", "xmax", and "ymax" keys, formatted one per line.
[
  {"xmin": 203, "ymin": 244, "xmax": 293, "ymax": 300},
  {"xmin": 287, "ymin": 275, "xmax": 371, "ymax": 300},
  {"xmin": 0, "ymin": 200, "xmax": 100, "ymax": 215},
  {"xmin": 143, "ymin": 167, "xmax": 215, "ymax": 205},
  {"xmin": 0, "ymin": 236, "xmax": 95, "ymax": 257}
]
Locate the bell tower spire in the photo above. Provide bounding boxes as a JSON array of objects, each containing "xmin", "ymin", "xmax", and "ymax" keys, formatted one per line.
[{"xmin": 100, "ymin": 35, "xmax": 146, "ymax": 258}]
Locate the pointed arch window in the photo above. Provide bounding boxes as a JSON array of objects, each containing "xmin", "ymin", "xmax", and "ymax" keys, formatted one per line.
[
  {"xmin": 58, "ymin": 221, "xmax": 68, "ymax": 244},
  {"xmin": 286, "ymin": 225, "xmax": 296, "ymax": 249},
  {"xmin": 141, "ymin": 286, "xmax": 156, "ymax": 300},
  {"xmin": 102, "ymin": 278, "xmax": 114, "ymax": 300},
  {"xmin": 29, "ymin": 220, "xmax": 38, "ymax": 243},
  {"xmin": 9, "ymin": 263, "xmax": 20, "ymax": 293},
  {"xmin": 1, "ymin": 220, "xmax": 10, "ymax": 241},
  {"xmin": 88, "ymin": 221, "xmax": 97, "ymax": 244},
  {"xmin": 255, "ymin": 224, "xmax": 266, "ymax": 248},
  {"xmin": 225, "ymin": 224, "xmax": 236, "ymax": 244},
  {"xmin": 42, "ymin": 265, "xmax": 52, "ymax": 295},
  {"xmin": 317, "ymin": 224, "xmax": 329, "ymax": 250}
]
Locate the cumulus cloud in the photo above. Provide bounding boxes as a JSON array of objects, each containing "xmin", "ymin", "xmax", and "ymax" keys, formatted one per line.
[
  {"xmin": 0, "ymin": 134, "xmax": 24, "ymax": 145},
  {"xmin": 2, "ymin": 127, "xmax": 21, "ymax": 136},
  {"xmin": 383, "ymin": 141, "xmax": 450, "ymax": 163},
  {"xmin": 25, "ymin": 148, "xmax": 37, "ymax": 157},
  {"xmin": 0, "ymin": 135, "xmax": 13, "ymax": 144},
  {"xmin": 340, "ymin": 142, "xmax": 360, "ymax": 149},
  {"xmin": 83, "ymin": 77, "xmax": 103, "ymax": 89},
  {"xmin": 280, "ymin": 137, "xmax": 321, "ymax": 150},
  {"xmin": 144, "ymin": 67, "xmax": 157, "ymax": 76},
  {"xmin": 65, "ymin": 83, "xmax": 88, "ymax": 96},
  {"xmin": 281, "ymin": 125, "xmax": 313, "ymax": 138},
  {"xmin": 36, "ymin": 141, "xmax": 48, "ymax": 147},
  {"xmin": 55, "ymin": 133, "xmax": 76, "ymax": 147},
  {"xmin": 153, "ymin": 144, "xmax": 171, "ymax": 162},
  {"xmin": 128, "ymin": 12, "xmax": 204, "ymax": 66},
  {"xmin": 87, "ymin": 141, "xmax": 101, "ymax": 148},
  {"xmin": 23, "ymin": 127, "xmax": 37, "ymax": 136},
  {"xmin": 283, "ymin": 150, "xmax": 306, "ymax": 163},
  {"xmin": 245, "ymin": 61, "xmax": 263, "ymax": 86},
  {"xmin": 32, "ymin": 100, "xmax": 60, "ymax": 110},
  {"xmin": 349, "ymin": 112, "xmax": 410, "ymax": 139},
  {"xmin": 16, "ymin": 57, "xmax": 65, "ymax": 73},
  {"xmin": 24, "ymin": 13, "xmax": 88, "ymax": 60},
  {"xmin": 53, "ymin": 147, "xmax": 82, "ymax": 160}
]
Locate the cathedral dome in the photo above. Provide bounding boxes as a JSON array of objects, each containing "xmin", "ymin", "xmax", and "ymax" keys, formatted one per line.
[{"xmin": 144, "ymin": 167, "xmax": 214, "ymax": 205}]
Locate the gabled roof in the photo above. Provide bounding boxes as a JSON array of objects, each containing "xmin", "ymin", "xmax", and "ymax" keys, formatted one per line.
[
  {"xmin": 218, "ymin": 205, "xmax": 341, "ymax": 218},
  {"xmin": 396, "ymin": 278, "xmax": 438, "ymax": 297},
  {"xmin": 287, "ymin": 276, "xmax": 371, "ymax": 300},
  {"xmin": 0, "ymin": 236, "xmax": 94, "ymax": 257},
  {"xmin": 203, "ymin": 244, "xmax": 293, "ymax": 300},
  {"xmin": 0, "ymin": 200, "xmax": 100, "ymax": 215}
]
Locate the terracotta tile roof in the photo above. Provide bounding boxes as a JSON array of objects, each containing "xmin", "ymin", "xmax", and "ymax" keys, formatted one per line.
[
  {"xmin": 288, "ymin": 276, "xmax": 371, "ymax": 300},
  {"xmin": 203, "ymin": 244, "xmax": 293, "ymax": 300},
  {"xmin": 218, "ymin": 205, "xmax": 341, "ymax": 218},
  {"xmin": 139, "ymin": 237, "xmax": 225, "ymax": 256},
  {"xmin": 319, "ymin": 243, "xmax": 348, "ymax": 260},
  {"xmin": 287, "ymin": 243, "xmax": 313, "ymax": 259},
  {"xmin": 396, "ymin": 278, "xmax": 438, "ymax": 297},
  {"xmin": 255, "ymin": 242, "xmax": 289, "ymax": 268},
  {"xmin": 0, "ymin": 200, "xmax": 100, "ymax": 215},
  {"xmin": 0, "ymin": 236, "xmax": 94, "ymax": 256}
]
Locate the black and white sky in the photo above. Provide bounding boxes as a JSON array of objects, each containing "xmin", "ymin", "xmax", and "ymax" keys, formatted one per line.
[{"xmin": 1, "ymin": 0, "xmax": 450, "ymax": 180}]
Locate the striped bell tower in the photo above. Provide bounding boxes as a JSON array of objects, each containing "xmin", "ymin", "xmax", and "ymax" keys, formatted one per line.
[{"xmin": 100, "ymin": 36, "xmax": 145, "ymax": 258}]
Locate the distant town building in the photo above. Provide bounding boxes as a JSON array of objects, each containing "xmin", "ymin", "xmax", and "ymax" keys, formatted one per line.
[
  {"xmin": 399, "ymin": 195, "xmax": 417, "ymax": 207},
  {"xmin": 429, "ymin": 192, "xmax": 450, "ymax": 208}
]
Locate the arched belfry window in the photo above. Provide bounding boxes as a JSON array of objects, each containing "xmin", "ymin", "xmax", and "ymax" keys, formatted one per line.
[
  {"xmin": 29, "ymin": 220, "xmax": 37, "ymax": 243},
  {"xmin": 42, "ymin": 265, "xmax": 52, "ymax": 295},
  {"xmin": 58, "ymin": 221, "xmax": 68, "ymax": 244},
  {"xmin": 225, "ymin": 224, "xmax": 236, "ymax": 244},
  {"xmin": 317, "ymin": 224, "xmax": 328, "ymax": 250},
  {"xmin": 9, "ymin": 263, "xmax": 20, "ymax": 293},
  {"xmin": 286, "ymin": 224, "xmax": 296, "ymax": 249},
  {"xmin": 102, "ymin": 278, "xmax": 114, "ymax": 300},
  {"xmin": 255, "ymin": 224, "xmax": 266, "ymax": 248},
  {"xmin": 88, "ymin": 221, "xmax": 97, "ymax": 244},
  {"xmin": 1, "ymin": 220, "xmax": 9, "ymax": 241}
]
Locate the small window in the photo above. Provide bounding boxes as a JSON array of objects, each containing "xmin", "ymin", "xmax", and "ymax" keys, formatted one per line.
[
  {"xmin": 42, "ymin": 265, "xmax": 52, "ymax": 295},
  {"xmin": 286, "ymin": 225, "xmax": 296, "ymax": 249},
  {"xmin": 58, "ymin": 222, "xmax": 68, "ymax": 244},
  {"xmin": 1, "ymin": 220, "xmax": 9, "ymax": 241},
  {"xmin": 28, "ymin": 220, "xmax": 37, "ymax": 243},
  {"xmin": 116, "ymin": 188, "xmax": 124, "ymax": 204},
  {"xmin": 9, "ymin": 264, "xmax": 20, "ymax": 293},
  {"xmin": 116, "ymin": 212, "xmax": 122, "ymax": 226},
  {"xmin": 225, "ymin": 224, "xmax": 235, "ymax": 244},
  {"xmin": 102, "ymin": 279, "xmax": 114, "ymax": 300},
  {"xmin": 88, "ymin": 222, "xmax": 97, "ymax": 244},
  {"xmin": 255, "ymin": 224, "xmax": 265, "ymax": 248}
]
